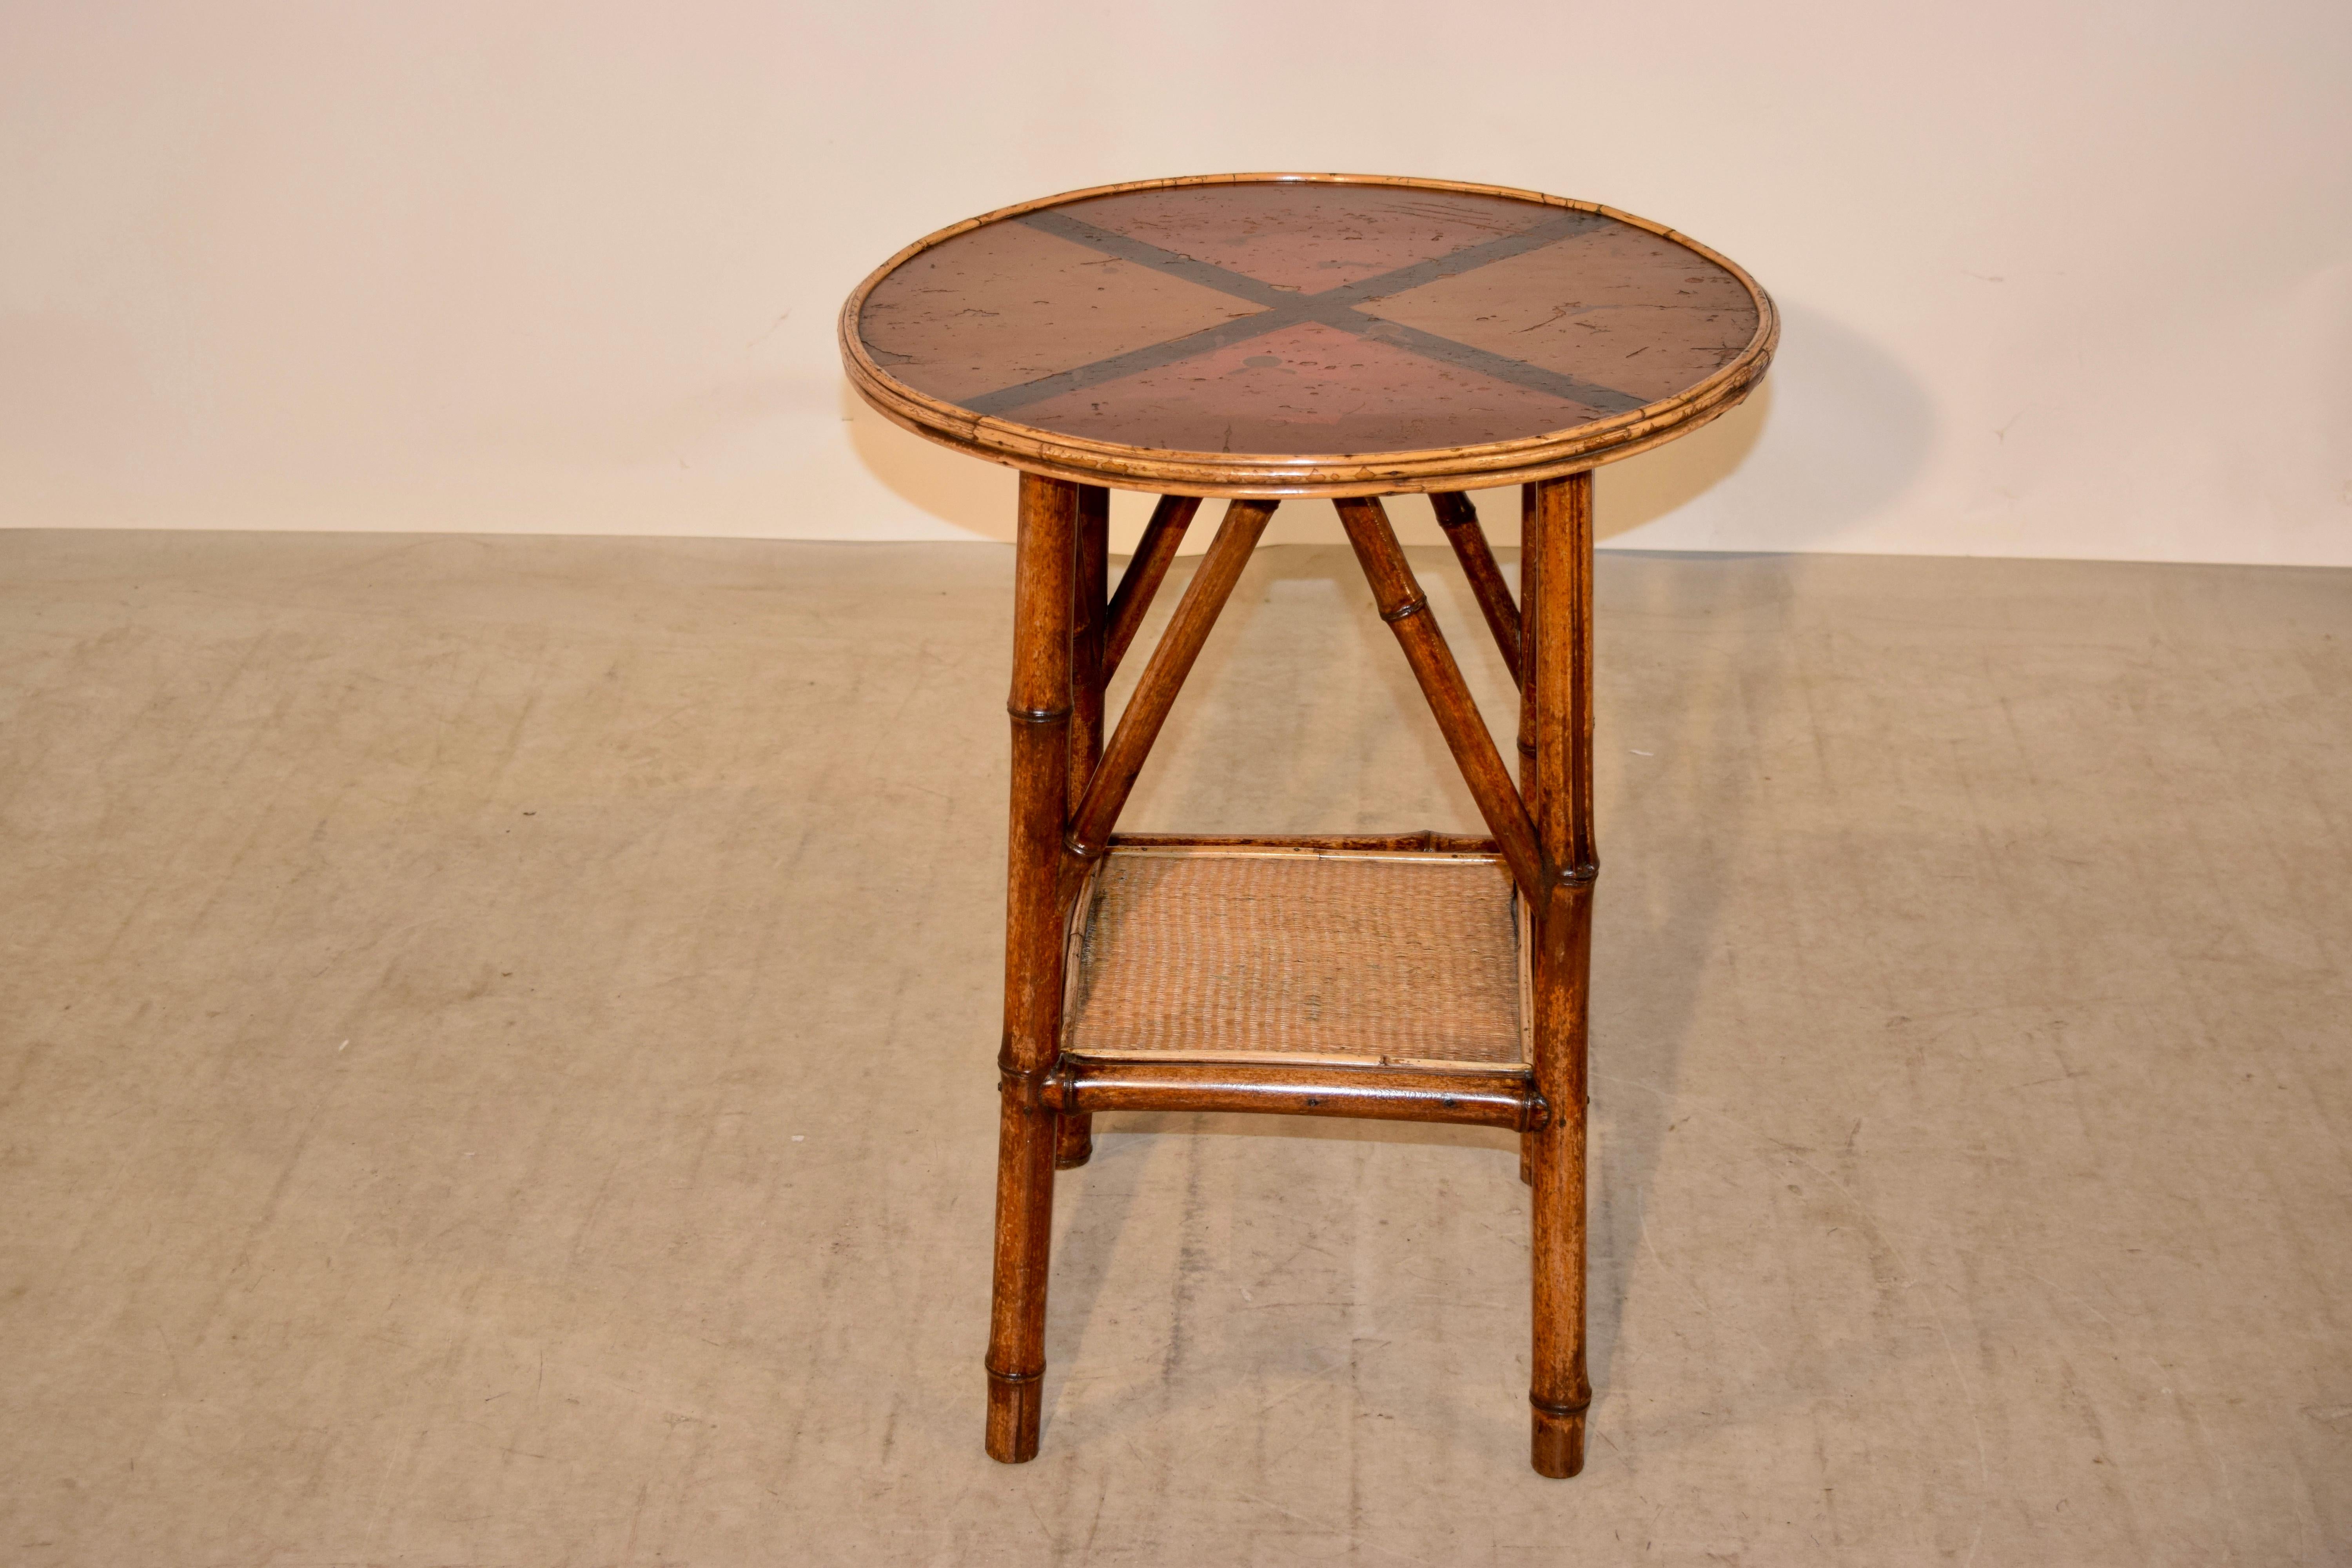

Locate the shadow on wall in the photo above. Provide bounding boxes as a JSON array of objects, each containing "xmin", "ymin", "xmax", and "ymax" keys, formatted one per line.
[
  {"xmin": 845, "ymin": 303, "xmax": 1934, "ymax": 552},
  {"xmin": 842, "ymin": 381, "xmax": 1018, "ymax": 540},
  {"xmin": 1591, "ymin": 303, "xmax": 1936, "ymax": 549},
  {"xmin": 1590, "ymin": 380, "xmax": 1771, "ymax": 543}
]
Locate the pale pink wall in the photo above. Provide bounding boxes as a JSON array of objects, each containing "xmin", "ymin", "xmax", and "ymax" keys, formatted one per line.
[{"xmin": 3, "ymin": 1, "xmax": 2347, "ymax": 561}]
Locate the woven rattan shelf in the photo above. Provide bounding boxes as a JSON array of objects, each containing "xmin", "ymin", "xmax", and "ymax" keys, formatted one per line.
[{"xmin": 1062, "ymin": 838, "xmax": 1529, "ymax": 1074}]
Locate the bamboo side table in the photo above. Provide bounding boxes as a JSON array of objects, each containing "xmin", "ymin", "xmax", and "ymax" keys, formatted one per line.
[{"xmin": 840, "ymin": 174, "xmax": 1775, "ymax": 1477}]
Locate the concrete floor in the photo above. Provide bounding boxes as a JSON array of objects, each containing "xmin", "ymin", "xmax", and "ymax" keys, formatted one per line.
[{"xmin": 1, "ymin": 528, "xmax": 2347, "ymax": 1566}]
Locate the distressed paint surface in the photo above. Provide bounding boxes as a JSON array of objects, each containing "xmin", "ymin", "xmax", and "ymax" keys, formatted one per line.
[
  {"xmin": 1056, "ymin": 182, "xmax": 1553, "ymax": 293},
  {"xmin": 858, "ymin": 182, "xmax": 1760, "ymax": 455},
  {"xmin": 856, "ymin": 221, "xmax": 1254, "ymax": 403},
  {"xmin": 1367, "ymin": 222, "xmax": 1762, "ymax": 406},
  {"xmin": 1000, "ymin": 318, "xmax": 1607, "ymax": 457}
]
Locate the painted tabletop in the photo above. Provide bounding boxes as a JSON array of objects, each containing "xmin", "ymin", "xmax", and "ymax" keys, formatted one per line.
[{"xmin": 841, "ymin": 176, "xmax": 1775, "ymax": 495}]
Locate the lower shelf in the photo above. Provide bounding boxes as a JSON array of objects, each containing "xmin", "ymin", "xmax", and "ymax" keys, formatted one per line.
[{"xmin": 1060, "ymin": 835, "xmax": 1529, "ymax": 1075}]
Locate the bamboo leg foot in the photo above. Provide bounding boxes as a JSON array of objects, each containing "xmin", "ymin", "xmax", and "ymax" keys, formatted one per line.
[
  {"xmin": 1530, "ymin": 1401, "xmax": 1587, "ymax": 1478},
  {"xmin": 985, "ymin": 1086, "xmax": 1058, "ymax": 1463},
  {"xmin": 985, "ymin": 1367, "xmax": 1044, "ymax": 1463},
  {"xmin": 1526, "ymin": 1106, "xmax": 1591, "ymax": 1480},
  {"xmin": 1054, "ymin": 1111, "xmax": 1094, "ymax": 1169}
]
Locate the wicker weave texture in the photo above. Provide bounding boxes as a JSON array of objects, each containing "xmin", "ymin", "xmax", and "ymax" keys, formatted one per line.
[{"xmin": 1063, "ymin": 851, "xmax": 1524, "ymax": 1067}]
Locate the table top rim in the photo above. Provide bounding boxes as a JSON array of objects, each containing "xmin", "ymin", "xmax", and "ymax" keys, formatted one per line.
[{"xmin": 838, "ymin": 172, "xmax": 1778, "ymax": 497}]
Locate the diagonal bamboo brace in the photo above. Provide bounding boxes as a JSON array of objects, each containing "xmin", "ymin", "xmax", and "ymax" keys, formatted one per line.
[
  {"xmin": 1431, "ymin": 491, "xmax": 1523, "ymax": 681},
  {"xmin": 1333, "ymin": 497, "xmax": 1542, "ymax": 903},
  {"xmin": 1066, "ymin": 498, "xmax": 1278, "ymax": 860},
  {"xmin": 1103, "ymin": 495, "xmax": 1202, "ymax": 677}
]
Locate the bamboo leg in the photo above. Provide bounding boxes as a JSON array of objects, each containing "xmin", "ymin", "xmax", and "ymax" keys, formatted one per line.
[
  {"xmin": 1056, "ymin": 485, "xmax": 1109, "ymax": 1172},
  {"xmin": 1517, "ymin": 484, "xmax": 1539, "ymax": 783},
  {"xmin": 1431, "ymin": 492, "xmax": 1523, "ymax": 681},
  {"xmin": 1332, "ymin": 497, "xmax": 1542, "ymax": 905},
  {"xmin": 1103, "ymin": 494, "xmax": 1202, "ymax": 677},
  {"xmin": 1068, "ymin": 485, "xmax": 1109, "ymax": 804},
  {"xmin": 986, "ymin": 471, "xmax": 1078, "ymax": 1463},
  {"xmin": 1517, "ymin": 486, "xmax": 1539, "ymax": 1189},
  {"xmin": 1526, "ymin": 470, "xmax": 1596, "ymax": 1478},
  {"xmin": 1066, "ymin": 499, "xmax": 1278, "ymax": 860}
]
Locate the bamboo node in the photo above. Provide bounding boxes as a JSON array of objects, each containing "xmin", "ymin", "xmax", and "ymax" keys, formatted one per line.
[
  {"xmin": 1007, "ymin": 702, "xmax": 1072, "ymax": 725},
  {"xmin": 1529, "ymin": 1392, "xmax": 1592, "ymax": 1417},
  {"xmin": 996, "ymin": 1063, "xmax": 1053, "ymax": 1108},
  {"xmin": 1380, "ymin": 597, "xmax": 1428, "ymax": 625}
]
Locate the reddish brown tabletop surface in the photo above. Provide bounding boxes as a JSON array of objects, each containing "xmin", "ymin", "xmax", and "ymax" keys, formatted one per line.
[{"xmin": 846, "ymin": 177, "xmax": 1770, "ymax": 477}]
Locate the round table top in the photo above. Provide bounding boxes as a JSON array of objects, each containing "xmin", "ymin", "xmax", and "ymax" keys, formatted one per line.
[{"xmin": 840, "ymin": 174, "xmax": 1776, "ymax": 498}]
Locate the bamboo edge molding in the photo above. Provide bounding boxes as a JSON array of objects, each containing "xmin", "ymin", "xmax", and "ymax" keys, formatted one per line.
[{"xmin": 839, "ymin": 172, "xmax": 1779, "ymax": 498}]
